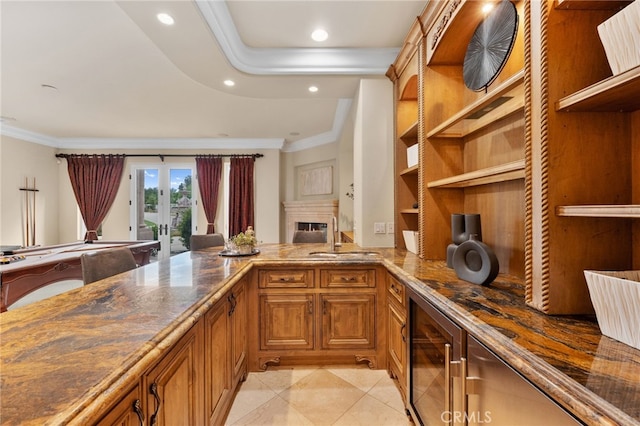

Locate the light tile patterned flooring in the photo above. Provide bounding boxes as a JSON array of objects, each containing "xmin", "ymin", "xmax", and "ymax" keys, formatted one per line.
[{"xmin": 225, "ymin": 365, "xmax": 413, "ymax": 425}]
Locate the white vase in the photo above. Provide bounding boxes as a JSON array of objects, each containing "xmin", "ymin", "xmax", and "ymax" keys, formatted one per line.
[{"xmin": 238, "ymin": 245, "xmax": 253, "ymax": 254}]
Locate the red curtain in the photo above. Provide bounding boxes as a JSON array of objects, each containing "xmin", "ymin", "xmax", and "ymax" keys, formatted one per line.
[
  {"xmin": 66, "ymin": 154, "xmax": 125, "ymax": 241},
  {"xmin": 229, "ymin": 156, "xmax": 255, "ymax": 237},
  {"xmin": 195, "ymin": 156, "xmax": 223, "ymax": 234}
]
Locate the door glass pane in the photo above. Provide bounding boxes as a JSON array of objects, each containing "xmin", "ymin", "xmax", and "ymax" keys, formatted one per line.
[
  {"xmin": 136, "ymin": 168, "xmax": 159, "ymax": 245},
  {"xmin": 169, "ymin": 168, "xmax": 192, "ymax": 256}
]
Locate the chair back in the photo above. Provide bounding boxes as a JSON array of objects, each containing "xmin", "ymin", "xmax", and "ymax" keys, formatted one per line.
[
  {"xmin": 190, "ymin": 233, "xmax": 225, "ymax": 250},
  {"xmin": 292, "ymin": 230, "xmax": 326, "ymax": 243},
  {"xmin": 81, "ymin": 246, "xmax": 138, "ymax": 285}
]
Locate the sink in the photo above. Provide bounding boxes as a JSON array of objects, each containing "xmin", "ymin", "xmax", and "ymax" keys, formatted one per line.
[{"xmin": 308, "ymin": 251, "xmax": 380, "ymax": 258}]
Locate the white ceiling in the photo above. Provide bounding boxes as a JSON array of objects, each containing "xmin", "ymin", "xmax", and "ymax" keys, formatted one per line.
[{"xmin": 0, "ymin": 0, "xmax": 426, "ymax": 152}]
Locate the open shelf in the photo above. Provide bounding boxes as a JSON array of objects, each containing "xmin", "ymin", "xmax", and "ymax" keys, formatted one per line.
[
  {"xmin": 556, "ymin": 66, "xmax": 640, "ymax": 112},
  {"xmin": 400, "ymin": 208, "xmax": 419, "ymax": 215},
  {"xmin": 427, "ymin": 70, "xmax": 525, "ymax": 138},
  {"xmin": 400, "ymin": 121, "xmax": 419, "ymax": 140},
  {"xmin": 427, "ymin": 159, "xmax": 525, "ymax": 189},
  {"xmin": 555, "ymin": 0, "xmax": 632, "ymax": 10},
  {"xmin": 400, "ymin": 165, "xmax": 418, "ymax": 176},
  {"xmin": 556, "ymin": 205, "xmax": 640, "ymax": 218}
]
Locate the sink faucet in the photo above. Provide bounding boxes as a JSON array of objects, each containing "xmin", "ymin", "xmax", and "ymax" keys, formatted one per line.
[{"xmin": 330, "ymin": 216, "xmax": 342, "ymax": 252}]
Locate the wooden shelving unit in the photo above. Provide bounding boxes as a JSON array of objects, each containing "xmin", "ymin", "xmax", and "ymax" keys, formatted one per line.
[{"xmin": 525, "ymin": 0, "xmax": 639, "ymax": 315}]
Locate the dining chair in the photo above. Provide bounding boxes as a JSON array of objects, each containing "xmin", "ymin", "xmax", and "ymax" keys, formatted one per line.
[
  {"xmin": 81, "ymin": 247, "xmax": 138, "ymax": 285},
  {"xmin": 292, "ymin": 230, "xmax": 326, "ymax": 243},
  {"xmin": 190, "ymin": 233, "xmax": 226, "ymax": 250}
]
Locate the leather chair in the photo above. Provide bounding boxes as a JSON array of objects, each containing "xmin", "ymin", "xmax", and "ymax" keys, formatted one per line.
[
  {"xmin": 292, "ymin": 230, "xmax": 326, "ymax": 243},
  {"xmin": 81, "ymin": 247, "xmax": 138, "ymax": 285},
  {"xmin": 190, "ymin": 233, "xmax": 225, "ymax": 250}
]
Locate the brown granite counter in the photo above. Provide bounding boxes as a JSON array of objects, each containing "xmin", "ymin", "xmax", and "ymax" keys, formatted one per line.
[{"xmin": 0, "ymin": 243, "xmax": 638, "ymax": 425}]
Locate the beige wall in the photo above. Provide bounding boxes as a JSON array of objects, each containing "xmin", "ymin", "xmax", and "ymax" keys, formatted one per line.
[
  {"xmin": 0, "ymin": 140, "xmax": 281, "ymax": 246},
  {"xmin": 353, "ymin": 79, "xmax": 394, "ymax": 248},
  {"xmin": 0, "ymin": 136, "xmax": 60, "ymax": 247},
  {"xmin": 1, "ymin": 78, "xmax": 395, "ymax": 248}
]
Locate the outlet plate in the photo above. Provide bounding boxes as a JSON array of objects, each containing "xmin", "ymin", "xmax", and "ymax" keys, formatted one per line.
[
  {"xmin": 374, "ymin": 222, "xmax": 386, "ymax": 234},
  {"xmin": 386, "ymin": 222, "xmax": 394, "ymax": 234}
]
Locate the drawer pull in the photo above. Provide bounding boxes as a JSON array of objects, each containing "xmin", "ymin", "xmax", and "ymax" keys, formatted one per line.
[
  {"xmin": 308, "ymin": 300, "xmax": 313, "ymax": 314},
  {"xmin": 400, "ymin": 322, "xmax": 406, "ymax": 342},
  {"xmin": 132, "ymin": 399, "xmax": 144, "ymax": 426},
  {"xmin": 341, "ymin": 276, "xmax": 357, "ymax": 282},
  {"xmin": 279, "ymin": 277, "xmax": 294, "ymax": 282},
  {"xmin": 149, "ymin": 382, "xmax": 161, "ymax": 426}
]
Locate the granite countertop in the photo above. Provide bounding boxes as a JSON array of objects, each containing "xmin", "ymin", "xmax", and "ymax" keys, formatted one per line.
[{"xmin": 0, "ymin": 243, "xmax": 638, "ymax": 425}]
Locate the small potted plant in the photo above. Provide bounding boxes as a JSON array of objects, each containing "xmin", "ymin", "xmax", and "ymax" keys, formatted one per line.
[{"xmin": 230, "ymin": 228, "xmax": 257, "ymax": 254}]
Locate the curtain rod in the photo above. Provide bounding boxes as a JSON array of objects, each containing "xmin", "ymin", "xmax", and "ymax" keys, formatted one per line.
[{"xmin": 55, "ymin": 153, "xmax": 264, "ymax": 161}]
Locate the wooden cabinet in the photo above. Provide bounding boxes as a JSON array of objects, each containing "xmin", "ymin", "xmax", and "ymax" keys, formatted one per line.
[
  {"xmin": 142, "ymin": 321, "xmax": 203, "ymax": 426},
  {"xmin": 204, "ymin": 278, "xmax": 247, "ymax": 425},
  {"xmin": 97, "ymin": 280, "xmax": 246, "ymax": 426},
  {"xmin": 229, "ymin": 279, "xmax": 247, "ymax": 387},
  {"xmin": 204, "ymin": 296, "xmax": 231, "ymax": 425},
  {"xmin": 320, "ymin": 293, "xmax": 376, "ymax": 349},
  {"xmin": 386, "ymin": 273, "xmax": 407, "ymax": 401},
  {"xmin": 95, "ymin": 385, "xmax": 144, "ymax": 426},
  {"xmin": 249, "ymin": 266, "xmax": 385, "ymax": 371},
  {"xmin": 260, "ymin": 292, "xmax": 314, "ymax": 350}
]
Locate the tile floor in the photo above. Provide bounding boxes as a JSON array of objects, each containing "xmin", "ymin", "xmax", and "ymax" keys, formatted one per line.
[{"xmin": 225, "ymin": 365, "xmax": 413, "ymax": 425}]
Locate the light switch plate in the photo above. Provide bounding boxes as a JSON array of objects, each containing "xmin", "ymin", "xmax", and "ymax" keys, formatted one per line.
[{"xmin": 374, "ymin": 222, "xmax": 386, "ymax": 234}]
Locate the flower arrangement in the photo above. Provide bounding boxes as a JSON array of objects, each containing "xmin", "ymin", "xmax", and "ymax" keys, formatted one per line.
[{"xmin": 230, "ymin": 226, "xmax": 257, "ymax": 254}]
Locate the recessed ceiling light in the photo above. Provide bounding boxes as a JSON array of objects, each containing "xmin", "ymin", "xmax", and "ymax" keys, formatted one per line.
[
  {"xmin": 308, "ymin": 86, "xmax": 318, "ymax": 93},
  {"xmin": 311, "ymin": 29, "xmax": 328, "ymax": 42},
  {"xmin": 223, "ymin": 80, "xmax": 235, "ymax": 87},
  {"xmin": 289, "ymin": 132, "xmax": 300, "ymax": 136},
  {"xmin": 217, "ymin": 133, "xmax": 229, "ymax": 137},
  {"xmin": 157, "ymin": 13, "xmax": 175, "ymax": 25}
]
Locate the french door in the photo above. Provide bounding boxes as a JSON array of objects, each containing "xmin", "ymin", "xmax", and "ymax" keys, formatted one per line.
[{"xmin": 130, "ymin": 164, "xmax": 196, "ymax": 260}]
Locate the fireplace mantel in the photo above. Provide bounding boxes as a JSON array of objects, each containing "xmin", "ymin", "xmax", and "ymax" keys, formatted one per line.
[{"xmin": 283, "ymin": 199, "xmax": 339, "ymax": 243}]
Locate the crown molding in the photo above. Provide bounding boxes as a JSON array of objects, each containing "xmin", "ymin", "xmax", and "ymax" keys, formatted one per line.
[
  {"xmin": 195, "ymin": 0, "xmax": 399, "ymax": 75},
  {"xmin": 282, "ymin": 98, "xmax": 352, "ymax": 152},
  {"xmin": 0, "ymin": 125, "xmax": 61, "ymax": 147},
  {"xmin": 0, "ymin": 125, "xmax": 285, "ymax": 151}
]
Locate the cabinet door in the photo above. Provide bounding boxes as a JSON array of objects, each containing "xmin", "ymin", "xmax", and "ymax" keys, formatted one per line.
[
  {"xmin": 260, "ymin": 293, "xmax": 314, "ymax": 350},
  {"xmin": 144, "ymin": 323, "xmax": 202, "ymax": 426},
  {"xmin": 230, "ymin": 280, "xmax": 247, "ymax": 386},
  {"xmin": 95, "ymin": 384, "xmax": 144, "ymax": 426},
  {"xmin": 466, "ymin": 336, "xmax": 580, "ymax": 426},
  {"xmin": 320, "ymin": 293, "xmax": 375, "ymax": 349},
  {"xmin": 388, "ymin": 300, "xmax": 407, "ymax": 389},
  {"xmin": 204, "ymin": 299, "xmax": 230, "ymax": 425}
]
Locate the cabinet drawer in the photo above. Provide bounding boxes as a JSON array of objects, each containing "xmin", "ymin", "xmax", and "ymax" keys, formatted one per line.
[
  {"xmin": 319, "ymin": 268, "xmax": 376, "ymax": 288},
  {"xmin": 387, "ymin": 274, "xmax": 405, "ymax": 307},
  {"xmin": 258, "ymin": 269, "xmax": 314, "ymax": 288}
]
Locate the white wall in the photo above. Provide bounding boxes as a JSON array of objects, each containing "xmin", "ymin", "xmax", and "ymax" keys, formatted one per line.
[
  {"xmin": 353, "ymin": 79, "xmax": 395, "ymax": 248},
  {"xmin": 0, "ymin": 136, "xmax": 60, "ymax": 247}
]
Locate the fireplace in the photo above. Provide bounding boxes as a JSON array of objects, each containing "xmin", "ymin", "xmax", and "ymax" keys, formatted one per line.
[{"xmin": 283, "ymin": 200, "xmax": 338, "ymax": 243}]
